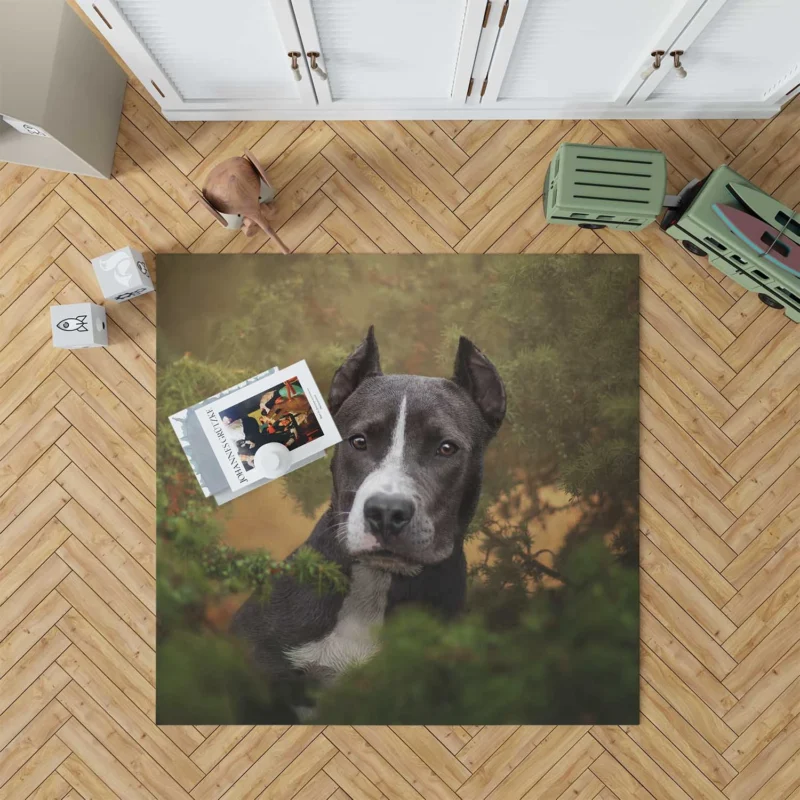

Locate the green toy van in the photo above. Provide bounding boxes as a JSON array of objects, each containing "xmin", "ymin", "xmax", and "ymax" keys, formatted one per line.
[{"xmin": 660, "ymin": 165, "xmax": 800, "ymax": 323}]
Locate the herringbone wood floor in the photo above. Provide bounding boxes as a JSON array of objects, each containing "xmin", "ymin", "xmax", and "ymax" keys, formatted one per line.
[{"xmin": 2, "ymin": 67, "xmax": 800, "ymax": 800}]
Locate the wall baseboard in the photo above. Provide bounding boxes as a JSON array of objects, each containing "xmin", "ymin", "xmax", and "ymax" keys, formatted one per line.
[{"xmin": 163, "ymin": 103, "xmax": 782, "ymax": 122}]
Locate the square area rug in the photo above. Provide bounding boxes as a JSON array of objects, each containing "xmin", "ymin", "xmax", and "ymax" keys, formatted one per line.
[{"xmin": 156, "ymin": 253, "xmax": 639, "ymax": 725}]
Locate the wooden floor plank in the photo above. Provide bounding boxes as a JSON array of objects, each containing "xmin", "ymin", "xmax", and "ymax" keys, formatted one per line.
[
  {"xmin": 187, "ymin": 121, "xmax": 239, "ymax": 158},
  {"xmin": 322, "ymin": 172, "xmax": 417, "ymax": 254},
  {"xmin": 723, "ymin": 543, "xmax": 800, "ymax": 645},
  {"xmin": 111, "ymin": 148, "xmax": 202, "ymax": 248},
  {"xmin": 399, "ymin": 121, "xmax": 469, "ymax": 175},
  {"xmin": 0, "ymin": 169, "xmax": 66, "ymax": 244},
  {"xmin": 0, "ymin": 446, "xmax": 70, "ymax": 536},
  {"xmin": 329, "ymin": 121, "xmax": 468, "ymax": 246},
  {"xmin": 0, "ymin": 697, "xmax": 71, "ymax": 789},
  {"xmin": 0, "ymin": 554, "xmax": 70, "ymax": 643},
  {"xmin": 56, "ymin": 534, "xmax": 153, "ymax": 644},
  {"xmin": 454, "ymin": 121, "xmax": 506, "ymax": 155},
  {"xmin": 457, "ymin": 120, "xmax": 599, "ymax": 252},
  {"xmin": 116, "ymin": 116, "xmax": 201, "ymax": 212},
  {"xmin": 55, "ymin": 355, "xmax": 156, "ymax": 463},
  {"xmin": 455, "ymin": 119, "xmax": 577, "ymax": 229},
  {"xmin": 322, "ymin": 137, "xmax": 451, "ymax": 253},
  {"xmin": 263, "ymin": 122, "xmax": 335, "ymax": 191},
  {"xmin": 121, "ymin": 85, "xmax": 202, "ymax": 175},
  {"xmin": 641, "ymin": 611, "xmax": 737, "ymax": 720},
  {"xmin": 640, "ymin": 681, "xmax": 737, "ymax": 790},
  {"xmin": 453, "ymin": 121, "xmax": 538, "ymax": 192},
  {"xmin": 0, "ymin": 163, "xmax": 36, "ymax": 206},
  {"xmin": 365, "ymin": 121, "xmax": 469, "ymax": 210},
  {"xmin": 55, "ymin": 464, "xmax": 154, "ymax": 576},
  {"xmin": 0, "ymin": 228, "xmax": 68, "ymax": 317},
  {"xmin": 56, "ymin": 606, "xmax": 154, "ymax": 717},
  {"xmin": 57, "ymin": 752, "xmax": 120, "ymax": 799},
  {"xmin": 723, "ymin": 389, "xmax": 800, "ymax": 480},
  {"xmin": 56, "ymin": 716, "xmax": 160, "ymax": 800}
]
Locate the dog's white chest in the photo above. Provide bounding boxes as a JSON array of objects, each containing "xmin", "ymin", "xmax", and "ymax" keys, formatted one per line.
[{"xmin": 286, "ymin": 564, "xmax": 390, "ymax": 678}]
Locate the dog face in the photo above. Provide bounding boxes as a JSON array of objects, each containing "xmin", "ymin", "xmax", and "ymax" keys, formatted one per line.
[{"xmin": 328, "ymin": 328, "xmax": 505, "ymax": 572}]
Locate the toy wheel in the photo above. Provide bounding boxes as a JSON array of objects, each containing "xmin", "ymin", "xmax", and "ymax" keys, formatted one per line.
[
  {"xmin": 758, "ymin": 293, "xmax": 784, "ymax": 310},
  {"xmin": 682, "ymin": 240, "xmax": 707, "ymax": 257},
  {"xmin": 578, "ymin": 223, "xmax": 606, "ymax": 230}
]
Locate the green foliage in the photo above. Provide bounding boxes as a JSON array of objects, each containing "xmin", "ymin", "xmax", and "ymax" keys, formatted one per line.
[
  {"xmin": 156, "ymin": 350, "xmax": 348, "ymax": 719},
  {"xmin": 155, "ymin": 253, "xmax": 640, "ymax": 724},
  {"xmin": 156, "ymin": 632, "xmax": 273, "ymax": 724},
  {"xmin": 281, "ymin": 453, "xmax": 332, "ymax": 517},
  {"xmin": 314, "ymin": 538, "xmax": 638, "ymax": 724}
]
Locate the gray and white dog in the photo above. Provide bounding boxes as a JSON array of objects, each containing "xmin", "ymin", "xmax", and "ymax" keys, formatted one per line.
[{"xmin": 231, "ymin": 327, "xmax": 505, "ymax": 704}]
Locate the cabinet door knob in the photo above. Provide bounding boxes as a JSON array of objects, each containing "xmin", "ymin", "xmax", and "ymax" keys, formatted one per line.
[
  {"xmin": 288, "ymin": 52, "xmax": 302, "ymax": 81},
  {"xmin": 670, "ymin": 50, "xmax": 687, "ymax": 79},
  {"xmin": 307, "ymin": 52, "xmax": 328, "ymax": 81},
  {"xmin": 641, "ymin": 50, "xmax": 665, "ymax": 80}
]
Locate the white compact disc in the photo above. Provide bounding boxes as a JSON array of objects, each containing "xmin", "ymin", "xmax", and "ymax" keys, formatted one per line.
[{"xmin": 254, "ymin": 442, "xmax": 292, "ymax": 478}]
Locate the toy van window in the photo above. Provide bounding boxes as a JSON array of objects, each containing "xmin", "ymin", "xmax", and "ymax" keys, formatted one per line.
[
  {"xmin": 761, "ymin": 233, "xmax": 791, "ymax": 259},
  {"xmin": 777, "ymin": 287, "xmax": 800, "ymax": 305},
  {"xmin": 627, "ymin": 219, "xmax": 640, "ymax": 223},
  {"xmin": 776, "ymin": 212, "xmax": 800, "ymax": 238},
  {"xmin": 598, "ymin": 215, "xmax": 613, "ymax": 220},
  {"xmin": 752, "ymin": 269, "xmax": 769, "ymax": 280},
  {"xmin": 570, "ymin": 213, "xmax": 588, "ymax": 218},
  {"xmin": 731, "ymin": 254, "xmax": 747, "ymax": 265},
  {"xmin": 704, "ymin": 236, "xmax": 727, "ymax": 251}
]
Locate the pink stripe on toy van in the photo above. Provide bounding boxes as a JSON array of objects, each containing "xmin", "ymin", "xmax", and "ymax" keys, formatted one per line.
[{"xmin": 713, "ymin": 204, "xmax": 800, "ymax": 276}]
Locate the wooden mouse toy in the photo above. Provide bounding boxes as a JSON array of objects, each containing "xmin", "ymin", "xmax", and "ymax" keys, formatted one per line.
[{"xmin": 197, "ymin": 149, "xmax": 290, "ymax": 254}]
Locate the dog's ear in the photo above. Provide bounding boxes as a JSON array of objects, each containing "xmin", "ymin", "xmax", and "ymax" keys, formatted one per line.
[
  {"xmin": 329, "ymin": 326, "xmax": 382, "ymax": 415},
  {"xmin": 452, "ymin": 337, "xmax": 506, "ymax": 434}
]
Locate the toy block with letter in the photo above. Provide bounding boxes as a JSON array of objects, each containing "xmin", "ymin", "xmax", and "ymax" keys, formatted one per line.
[
  {"xmin": 50, "ymin": 302, "xmax": 107, "ymax": 349},
  {"xmin": 91, "ymin": 245, "xmax": 154, "ymax": 302}
]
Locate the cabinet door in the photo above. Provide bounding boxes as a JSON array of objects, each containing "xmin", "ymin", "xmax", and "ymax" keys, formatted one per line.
[
  {"xmin": 290, "ymin": 0, "xmax": 486, "ymax": 109},
  {"xmin": 75, "ymin": 0, "xmax": 316, "ymax": 111},
  {"xmin": 481, "ymin": 0, "xmax": 706, "ymax": 110},
  {"xmin": 635, "ymin": 0, "xmax": 800, "ymax": 108}
]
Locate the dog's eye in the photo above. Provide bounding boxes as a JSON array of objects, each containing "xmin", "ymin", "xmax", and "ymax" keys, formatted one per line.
[
  {"xmin": 437, "ymin": 441, "xmax": 458, "ymax": 457},
  {"xmin": 350, "ymin": 435, "xmax": 367, "ymax": 451}
]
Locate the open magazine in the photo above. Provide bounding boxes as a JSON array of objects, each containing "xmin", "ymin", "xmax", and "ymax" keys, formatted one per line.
[{"xmin": 169, "ymin": 361, "xmax": 341, "ymax": 505}]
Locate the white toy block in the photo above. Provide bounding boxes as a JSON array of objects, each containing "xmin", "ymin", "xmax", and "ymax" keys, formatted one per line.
[
  {"xmin": 51, "ymin": 303, "xmax": 107, "ymax": 349},
  {"xmin": 91, "ymin": 246, "xmax": 154, "ymax": 302}
]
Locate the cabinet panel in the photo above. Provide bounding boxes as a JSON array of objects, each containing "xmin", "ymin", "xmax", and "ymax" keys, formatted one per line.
[
  {"xmin": 77, "ymin": 0, "xmax": 314, "ymax": 109},
  {"xmin": 493, "ymin": 0, "xmax": 701, "ymax": 103},
  {"xmin": 293, "ymin": 0, "xmax": 482, "ymax": 106},
  {"xmin": 647, "ymin": 0, "xmax": 800, "ymax": 103}
]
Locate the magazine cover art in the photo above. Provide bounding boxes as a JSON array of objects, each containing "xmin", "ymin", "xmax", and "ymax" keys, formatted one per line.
[{"xmin": 196, "ymin": 360, "xmax": 341, "ymax": 491}]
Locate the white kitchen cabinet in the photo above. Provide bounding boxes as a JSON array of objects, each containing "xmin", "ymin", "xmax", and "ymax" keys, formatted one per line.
[
  {"xmin": 631, "ymin": 0, "xmax": 800, "ymax": 111},
  {"xmin": 76, "ymin": 0, "xmax": 800, "ymax": 120},
  {"xmin": 289, "ymin": 0, "xmax": 486, "ymax": 109},
  {"xmin": 479, "ymin": 0, "xmax": 707, "ymax": 108},
  {"xmin": 75, "ymin": 0, "xmax": 316, "ymax": 111}
]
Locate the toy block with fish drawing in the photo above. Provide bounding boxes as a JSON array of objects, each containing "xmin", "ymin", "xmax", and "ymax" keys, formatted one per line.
[{"xmin": 50, "ymin": 302, "xmax": 107, "ymax": 349}]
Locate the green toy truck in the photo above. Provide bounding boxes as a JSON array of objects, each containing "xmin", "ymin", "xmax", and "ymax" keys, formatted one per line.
[
  {"xmin": 660, "ymin": 165, "xmax": 800, "ymax": 322},
  {"xmin": 544, "ymin": 143, "xmax": 800, "ymax": 322}
]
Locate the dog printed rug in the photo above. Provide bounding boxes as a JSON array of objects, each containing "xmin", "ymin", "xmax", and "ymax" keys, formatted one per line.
[{"xmin": 156, "ymin": 253, "xmax": 639, "ymax": 725}]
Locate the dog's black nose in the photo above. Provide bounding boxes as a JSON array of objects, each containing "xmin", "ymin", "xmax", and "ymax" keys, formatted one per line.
[{"xmin": 364, "ymin": 493, "xmax": 414, "ymax": 537}]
